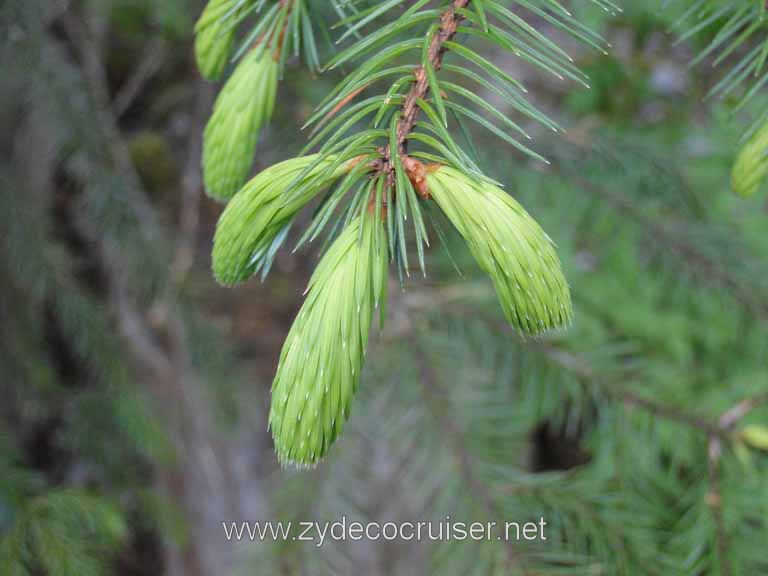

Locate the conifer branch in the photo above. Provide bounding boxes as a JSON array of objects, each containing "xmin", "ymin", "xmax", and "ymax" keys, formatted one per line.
[
  {"xmin": 719, "ymin": 390, "xmax": 768, "ymax": 430},
  {"xmin": 707, "ymin": 435, "xmax": 730, "ymax": 576},
  {"xmin": 561, "ymin": 168, "xmax": 768, "ymax": 324},
  {"xmin": 368, "ymin": 0, "xmax": 485, "ymax": 201},
  {"xmin": 709, "ymin": 388, "xmax": 768, "ymax": 576},
  {"xmin": 394, "ymin": 286, "xmax": 740, "ymax": 441},
  {"xmin": 443, "ymin": 300, "xmax": 727, "ymax": 436},
  {"xmin": 412, "ymin": 334, "xmax": 526, "ymax": 574},
  {"xmin": 203, "ymin": 0, "xmax": 598, "ymax": 463},
  {"xmin": 379, "ymin": 0, "xmax": 472, "ymax": 176}
]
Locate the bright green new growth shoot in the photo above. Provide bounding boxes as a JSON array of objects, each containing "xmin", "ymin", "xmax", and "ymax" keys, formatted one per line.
[
  {"xmin": 212, "ymin": 154, "xmax": 351, "ymax": 285},
  {"xmin": 269, "ymin": 213, "xmax": 388, "ymax": 467},
  {"xmin": 203, "ymin": 48, "xmax": 279, "ymax": 201},
  {"xmin": 194, "ymin": 0, "xmax": 239, "ymax": 81},
  {"xmin": 669, "ymin": 0, "xmax": 768, "ymax": 199},
  {"xmin": 732, "ymin": 117, "xmax": 768, "ymax": 198},
  {"xmin": 427, "ymin": 166, "xmax": 572, "ymax": 335},
  {"xmin": 196, "ymin": 0, "xmax": 323, "ymax": 201}
]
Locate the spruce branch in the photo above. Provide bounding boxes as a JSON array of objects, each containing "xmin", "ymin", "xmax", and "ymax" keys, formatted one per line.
[
  {"xmin": 719, "ymin": 390, "xmax": 768, "ymax": 430},
  {"xmin": 707, "ymin": 434, "xmax": 730, "ymax": 576},
  {"xmin": 555, "ymin": 162, "xmax": 768, "ymax": 325},
  {"xmin": 376, "ymin": 0, "xmax": 472, "ymax": 182},
  {"xmin": 404, "ymin": 281, "xmax": 767, "ymax": 448},
  {"xmin": 411, "ymin": 333, "xmax": 526, "ymax": 574},
  {"xmin": 670, "ymin": 0, "xmax": 768, "ymax": 198},
  {"xmin": 442, "ymin": 300, "xmax": 727, "ymax": 437},
  {"xmin": 197, "ymin": 0, "xmax": 321, "ymax": 201},
  {"xmin": 203, "ymin": 1, "xmax": 608, "ymax": 464}
]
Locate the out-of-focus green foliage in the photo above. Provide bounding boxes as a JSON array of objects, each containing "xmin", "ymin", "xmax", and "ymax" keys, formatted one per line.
[
  {"xmin": 90, "ymin": 0, "xmax": 190, "ymax": 38},
  {"xmin": 0, "ymin": 490, "xmax": 127, "ymax": 576}
]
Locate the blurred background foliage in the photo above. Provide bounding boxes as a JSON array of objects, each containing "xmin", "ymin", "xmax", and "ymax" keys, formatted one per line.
[{"xmin": 1, "ymin": 1, "xmax": 767, "ymax": 575}]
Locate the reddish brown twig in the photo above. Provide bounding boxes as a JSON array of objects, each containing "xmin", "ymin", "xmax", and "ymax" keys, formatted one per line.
[
  {"xmin": 373, "ymin": 0, "xmax": 472, "ymax": 194},
  {"xmin": 391, "ymin": 0, "xmax": 470, "ymax": 156}
]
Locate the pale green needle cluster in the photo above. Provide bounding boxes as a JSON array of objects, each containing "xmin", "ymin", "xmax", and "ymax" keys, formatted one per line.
[
  {"xmin": 427, "ymin": 166, "xmax": 572, "ymax": 335},
  {"xmin": 194, "ymin": 0, "xmax": 240, "ymax": 81},
  {"xmin": 269, "ymin": 213, "xmax": 388, "ymax": 467},
  {"xmin": 212, "ymin": 155, "xmax": 350, "ymax": 285},
  {"xmin": 731, "ymin": 119, "xmax": 768, "ymax": 198},
  {"xmin": 203, "ymin": 48, "xmax": 279, "ymax": 201}
]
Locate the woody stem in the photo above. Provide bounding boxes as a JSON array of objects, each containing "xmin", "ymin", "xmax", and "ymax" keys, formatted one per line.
[{"xmin": 374, "ymin": 0, "xmax": 472, "ymax": 184}]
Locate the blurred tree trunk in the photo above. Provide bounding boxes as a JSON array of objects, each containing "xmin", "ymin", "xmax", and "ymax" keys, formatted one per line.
[{"xmin": 14, "ymin": 3, "xmax": 275, "ymax": 574}]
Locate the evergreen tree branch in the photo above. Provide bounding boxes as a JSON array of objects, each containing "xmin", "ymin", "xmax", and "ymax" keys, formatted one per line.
[
  {"xmin": 707, "ymin": 434, "xmax": 730, "ymax": 576},
  {"xmin": 400, "ymin": 290, "xmax": 728, "ymax": 437},
  {"xmin": 709, "ymin": 386, "xmax": 768, "ymax": 574},
  {"xmin": 534, "ymin": 342, "xmax": 724, "ymax": 436},
  {"xmin": 377, "ymin": 0, "xmax": 472, "ymax": 181},
  {"xmin": 558, "ymin": 166, "xmax": 768, "ymax": 324},
  {"xmin": 719, "ymin": 390, "xmax": 768, "ymax": 430},
  {"xmin": 410, "ymin": 333, "xmax": 527, "ymax": 574},
  {"xmin": 112, "ymin": 37, "xmax": 167, "ymax": 118},
  {"xmin": 452, "ymin": 296, "xmax": 767, "ymax": 443},
  {"xmin": 173, "ymin": 80, "xmax": 215, "ymax": 285},
  {"xmin": 401, "ymin": 291, "xmax": 763, "ymax": 573}
]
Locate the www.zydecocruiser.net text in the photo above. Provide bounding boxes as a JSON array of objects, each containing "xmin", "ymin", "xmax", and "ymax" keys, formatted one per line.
[{"xmin": 223, "ymin": 516, "xmax": 547, "ymax": 547}]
